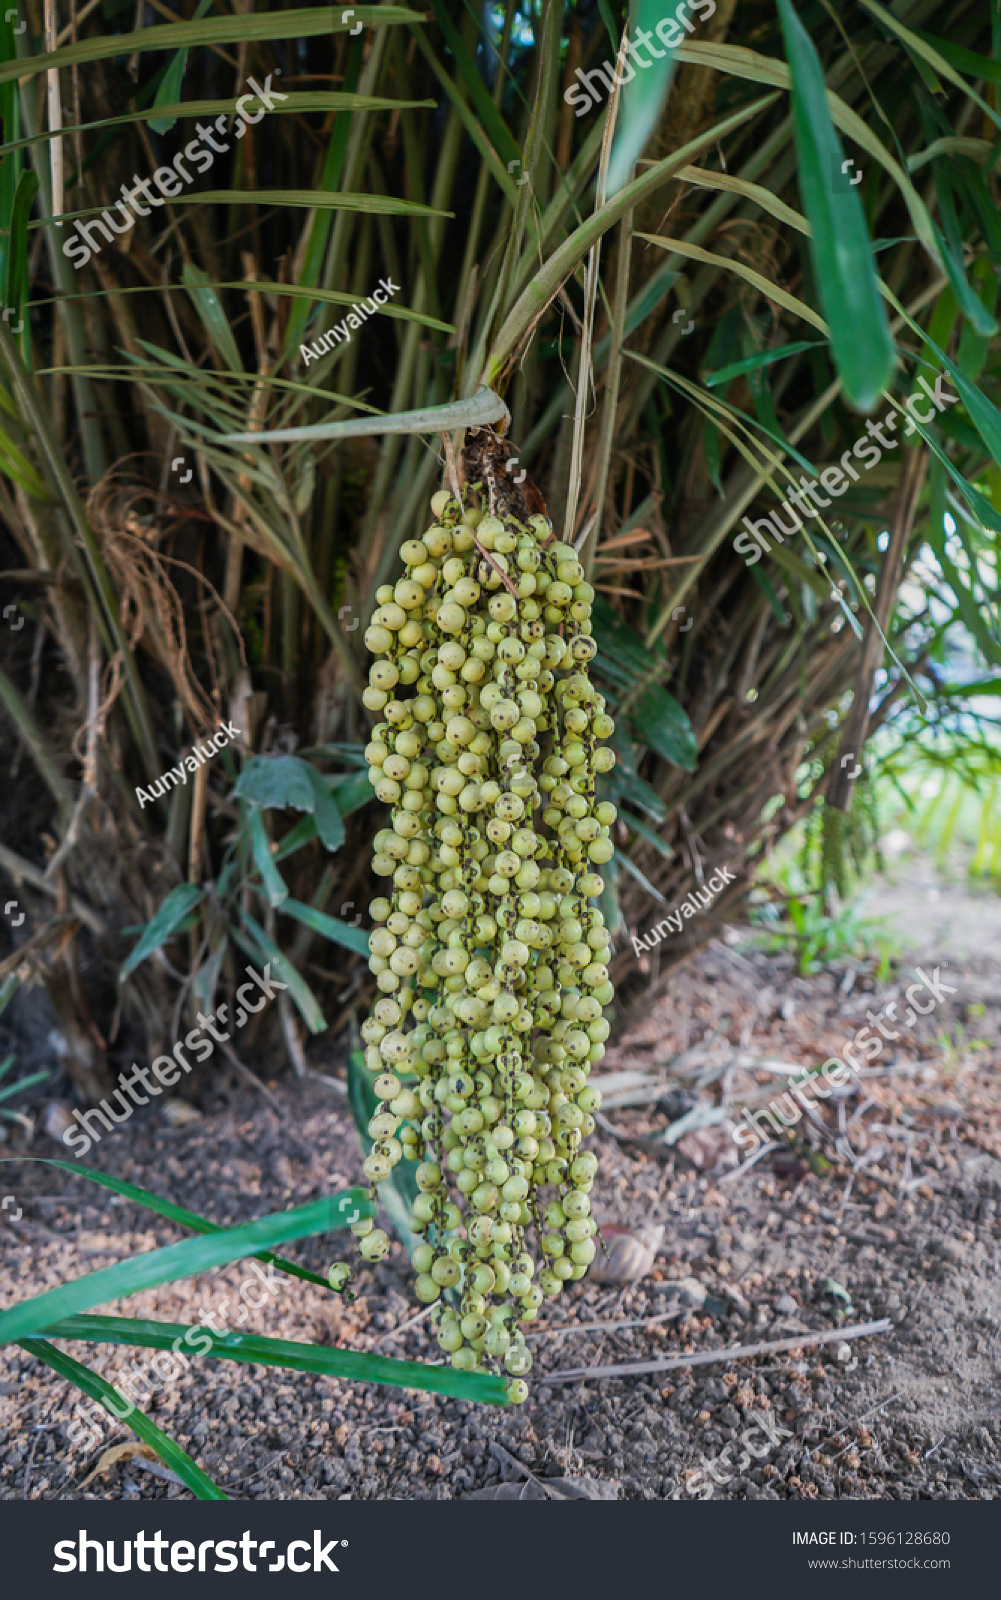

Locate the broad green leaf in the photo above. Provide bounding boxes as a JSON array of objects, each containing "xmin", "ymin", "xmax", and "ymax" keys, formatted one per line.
[
  {"xmin": 777, "ymin": 0, "xmax": 894, "ymax": 411},
  {"xmin": 593, "ymin": 592, "xmax": 669, "ymax": 681},
  {"xmin": 606, "ymin": 734, "xmax": 665, "ymax": 821},
  {"xmin": 120, "ymin": 883, "xmax": 204, "ymax": 981},
  {"xmin": 182, "ymin": 262, "xmax": 243, "ymax": 373},
  {"xmin": 301, "ymin": 766, "xmax": 346, "ymax": 851},
  {"xmin": 0, "ymin": 8, "xmax": 427, "ymax": 85},
  {"xmin": 330, "ymin": 770, "xmax": 375, "ymax": 818},
  {"xmin": 19, "ymin": 1338, "xmax": 227, "ymax": 1498},
  {"xmin": 0, "ymin": 1188, "xmax": 371, "ymax": 1345},
  {"xmin": 149, "ymin": 0, "xmax": 213, "ymax": 134},
  {"xmin": 631, "ymin": 683, "xmax": 698, "ymax": 771},
  {"xmin": 37, "ymin": 1315, "xmax": 510, "ymax": 1406},
  {"xmin": 0, "ymin": 1156, "xmax": 334, "ymax": 1290},
  {"xmin": 592, "ymin": 597, "xmax": 698, "ymax": 770},
  {"xmin": 280, "ymin": 898, "xmax": 370, "ymax": 958},
  {"xmin": 236, "ymin": 757, "xmax": 344, "ymax": 850},
  {"xmin": 235, "ymin": 754, "xmax": 315, "ymax": 811}
]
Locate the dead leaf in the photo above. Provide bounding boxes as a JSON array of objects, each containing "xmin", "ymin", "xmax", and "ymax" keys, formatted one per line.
[
  {"xmin": 676, "ymin": 1124, "xmax": 739, "ymax": 1170},
  {"xmin": 77, "ymin": 1440, "xmax": 157, "ymax": 1490}
]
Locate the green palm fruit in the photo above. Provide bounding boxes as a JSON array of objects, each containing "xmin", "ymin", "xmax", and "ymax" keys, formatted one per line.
[{"xmin": 355, "ymin": 482, "xmax": 617, "ymax": 1400}]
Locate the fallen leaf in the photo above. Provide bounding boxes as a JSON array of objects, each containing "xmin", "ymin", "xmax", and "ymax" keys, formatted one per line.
[
  {"xmin": 676, "ymin": 1124, "xmax": 740, "ymax": 1170},
  {"xmin": 77, "ymin": 1440, "xmax": 157, "ymax": 1490}
]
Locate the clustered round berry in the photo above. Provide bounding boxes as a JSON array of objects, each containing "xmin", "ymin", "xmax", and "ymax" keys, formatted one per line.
[{"xmin": 347, "ymin": 484, "xmax": 616, "ymax": 1402}]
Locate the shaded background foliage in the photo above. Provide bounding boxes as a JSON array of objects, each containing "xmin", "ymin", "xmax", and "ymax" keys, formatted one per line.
[{"xmin": 0, "ymin": 0, "xmax": 998, "ymax": 1107}]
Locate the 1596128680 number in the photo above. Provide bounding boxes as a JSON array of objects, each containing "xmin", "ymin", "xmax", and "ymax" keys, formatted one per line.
[{"xmin": 859, "ymin": 1533, "xmax": 951, "ymax": 1544}]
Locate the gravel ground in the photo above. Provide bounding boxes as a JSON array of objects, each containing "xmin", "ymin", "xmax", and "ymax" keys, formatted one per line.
[{"xmin": 1, "ymin": 918, "xmax": 999, "ymax": 1503}]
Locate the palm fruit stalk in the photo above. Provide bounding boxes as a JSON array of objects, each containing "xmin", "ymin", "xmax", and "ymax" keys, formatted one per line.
[{"xmin": 350, "ymin": 454, "xmax": 617, "ymax": 1401}]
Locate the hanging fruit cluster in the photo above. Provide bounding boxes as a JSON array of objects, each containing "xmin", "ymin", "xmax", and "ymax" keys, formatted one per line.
[{"xmin": 349, "ymin": 473, "xmax": 616, "ymax": 1400}]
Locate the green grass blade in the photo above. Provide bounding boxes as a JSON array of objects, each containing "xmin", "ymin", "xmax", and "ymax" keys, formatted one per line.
[
  {"xmin": 247, "ymin": 803, "xmax": 289, "ymax": 908},
  {"xmin": 913, "ymin": 29, "xmax": 1001, "ymax": 87},
  {"xmin": 19, "ymin": 1337, "xmax": 227, "ymax": 1498},
  {"xmin": 280, "ymin": 897, "xmax": 370, "ymax": 958},
  {"xmin": 483, "ymin": 93, "xmax": 777, "ymax": 388},
  {"xmin": 221, "ymin": 383, "xmax": 510, "ymax": 445},
  {"xmin": 0, "ymin": 8, "xmax": 427, "ymax": 85},
  {"xmin": 0, "ymin": 1188, "xmax": 371, "ymax": 1345},
  {"xmin": 4, "ymin": 167, "xmax": 36, "ymax": 363},
  {"xmin": 704, "ymin": 341, "xmax": 826, "ymax": 388},
  {"xmin": 777, "ymin": 0, "xmax": 894, "ymax": 411},
  {"xmin": 37, "ymin": 1315, "xmax": 511, "ymax": 1405},
  {"xmin": 182, "ymin": 262, "xmax": 243, "ymax": 372},
  {"xmin": 119, "ymin": 882, "xmax": 204, "ymax": 981},
  {"xmin": 425, "ymin": 0, "xmax": 520, "ymax": 169},
  {"xmin": 607, "ymin": 0, "xmax": 676, "ymax": 197},
  {"xmin": 861, "ymin": 1, "xmax": 1001, "ymax": 134},
  {"xmin": 234, "ymin": 909, "xmax": 327, "ymax": 1033},
  {"xmin": 0, "ymin": 1157, "xmax": 333, "ymax": 1290},
  {"xmin": 40, "ymin": 190, "xmax": 449, "ymax": 231},
  {"xmin": 0, "ymin": 94, "xmax": 435, "ymax": 159},
  {"xmin": 0, "ymin": 1067, "xmax": 48, "ymax": 1105},
  {"xmin": 148, "ymin": 0, "xmax": 213, "ymax": 134}
]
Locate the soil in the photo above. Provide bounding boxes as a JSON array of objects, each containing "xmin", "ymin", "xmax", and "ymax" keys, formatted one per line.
[{"xmin": 1, "ymin": 868, "xmax": 999, "ymax": 1503}]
